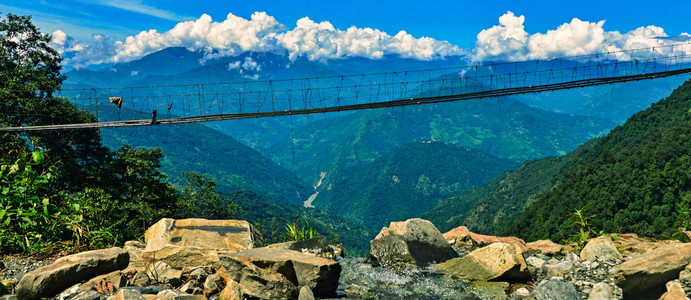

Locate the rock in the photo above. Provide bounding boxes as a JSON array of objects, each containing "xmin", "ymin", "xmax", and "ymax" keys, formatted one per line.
[
  {"xmin": 218, "ymin": 279, "xmax": 242, "ymax": 300},
  {"xmin": 154, "ymin": 289, "xmax": 206, "ymax": 299},
  {"xmin": 443, "ymin": 226, "xmax": 528, "ymax": 251},
  {"xmin": 471, "ymin": 281, "xmax": 509, "ymax": 299},
  {"xmin": 298, "ymin": 285, "xmax": 316, "ymax": 300},
  {"xmin": 526, "ymin": 256, "xmax": 545, "ymax": 275},
  {"xmin": 526, "ymin": 240, "xmax": 564, "ymax": 256},
  {"xmin": 142, "ymin": 218, "xmax": 262, "ymax": 270},
  {"xmin": 542, "ymin": 260, "xmax": 574, "ymax": 277},
  {"xmin": 369, "ymin": 218, "xmax": 458, "ymax": 270},
  {"xmin": 679, "ymin": 264, "xmax": 691, "ymax": 284},
  {"xmin": 511, "ymin": 287, "xmax": 532, "ymax": 299},
  {"xmin": 437, "ymin": 242, "xmax": 530, "ymax": 282},
  {"xmin": 146, "ymin": 261, "xmax": 183, "ymax": 286},
  {"xmin": 70, "ymin": 290, "xmax": 102, "ymax": 300},
  {"xmin": 533, "ymin": 279, "xmax": 580, "ymax": 300},
  {"xmin": 267, "ymin": 236, "xmax": 341, "ymax": 259},
  {"xmin": 613, "ymin": 233, "xmax": 680, "ymax": 257},
  {"xmin": 127, "ymin": 270, "xmax": 151, "ymax": 286},
  {"xmin": 659, "ymin": 280, "xmax": 689, "ymax": 300},
  {"xmin": 56, "ymin": 283, "xmax": 81, "ymax": 299},
  {"xmin": 120, "ymin": 286, "xmax": 171, "ymax": 295},
  {"xmin": 0, "ymin": 296, "xmax": 16, "ymax": 300},
  {"xmin": 125, "ymin": 242, "xmax": 146, "ymax": 271},
  {"xmin": 221, "ymin": 247, "xmax": 341, "ymax": 298},
  {"xmin": 203, "ymin": 273, "xmax": 223, "ymax": 295},
  {"xmin": 77, "ymin": 270, "xmax": 126, "ymax": 294},
  {"xmin": 15, "ymin": 247, "xmax": 129, "ymax": 300},
  {"xmin": 615, "ymin": 243, "xmax": 691, "ymax": 299},
  {"xmin": 580, "ymin": 236, "xmax": 623, "ymax": 262},
  {"xmin": 108, "ymin": 288, "xmax": 145, "ymax": 300},
  {"xmin": 588, "ymin": 282, "xmax": 613, "ymax": 300}
]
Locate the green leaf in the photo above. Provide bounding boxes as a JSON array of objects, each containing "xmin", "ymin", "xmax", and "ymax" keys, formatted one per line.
[{"xmin": 31, "ymin": 152, "xmax": 44, "ymax": 164}]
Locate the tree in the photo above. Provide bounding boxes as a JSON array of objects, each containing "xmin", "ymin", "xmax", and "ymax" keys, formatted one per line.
[
  {"xmin": 178, "ymin": 171, "xmax": 241, "ymax": 220},
  {"xmin": 0, "ymin": 13, "xmax": 110, "ymax": 193}
]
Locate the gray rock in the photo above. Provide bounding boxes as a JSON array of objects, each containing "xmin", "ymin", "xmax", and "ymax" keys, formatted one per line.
[
  {"xmin": 471, "ymin": 281, "xmax": 509, "ymax": 299},
  {"xmin": 369, "ymin": 218, "xmax": 458, "ymax": 270},
  {"xmin": 221, "ymin": 247, "xmax": 341, "ymax": 298},
  {"xmin": 587, "ymin": 282, "xmax": 613, "ymax": 300},
  {"xmin": 298, "ymin": 285, "xmax": 316, "ymax": 300},
  {"xmin": 15, "ymin": 247, "xmax": 129, "ymax": 300},
  {"xmin": 120, "ymin": 285, "xmax": 170, "ymax": 295},
  {"xmin": 146, "ymin": 261, "xmax": 182, "ymax": 286},
  {"xmin": 70, "ymin": 290, "xmax": 102, "ymax": 300},
  {"xmin": 510, "ymin": 287, "xmax": 531, "ymax": 299},
  {"xmin": 542, "ymin": 260, "xmax": 573, "ymax": 277},
  {"xmin": 614, "ymin": 243, "xmax": 691, "ymax": 299},
  {"xmin": 107, "ymin": 288, "xmax": 145, "ymax": 300},
  {"xmin": 533, "ymin": 279, "xmax": 580, "ymax": 300},
  {"xmin": 526, "ymin": 256, "xmax": 545, "ymax": 275},
  {"xmin": 203, "ymin": 273, "xmax": 222, "ymax": 292}
]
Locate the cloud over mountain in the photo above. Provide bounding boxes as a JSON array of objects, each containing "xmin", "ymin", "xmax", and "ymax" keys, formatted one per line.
[
  {"xmin": 474, "ymin": 11, "xmax": 691, "ymax": 61},
  {"xmin": 53, "ymin": 12, "xmax": 464, "ymax": 68},
  {"xmin": 51, "ymin": 10, "xmax": 688, "ymax": 68}
]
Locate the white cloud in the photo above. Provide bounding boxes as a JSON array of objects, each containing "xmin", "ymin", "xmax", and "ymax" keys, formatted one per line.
[
  {"xmin": 276, "ymin": 17, "xmax": 463, "ymax": 62},
  {"xmin": 53, "ymin": 11, "xmax": 465, "ymax": 68},
  {"xmin": 473, "ymin": 11, "xmax": 691, "ymax": 61}
]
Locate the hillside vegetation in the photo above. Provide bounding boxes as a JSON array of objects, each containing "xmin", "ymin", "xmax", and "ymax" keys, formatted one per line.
[
  {"xmin": 315, "ymin": 141, "xmax": 519, "ymax": 229},
  {"xmin": 503, "ymin": 79, "xmax": 691, "ymax": 241}
]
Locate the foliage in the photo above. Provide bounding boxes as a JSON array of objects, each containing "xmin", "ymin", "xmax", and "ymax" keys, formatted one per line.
[
  {"xmin": 226, "ymin": 189, "xmax": 374, "ymax": 256},
  {"xmin": 317, "ymin": 141, "xmax": 519, "ymax": 230},
  {"xmin": 177, "ymin": 171, "xmax": 241, "ymax": 219},
  {"xmin": 0, "ymin": 13, "xmax": 110, "ymax": 194},
  {"xmin": 505, "ymin": 79, "xmax": 691, "ymax": 242},
  {"xmin": 0, "ymin": 150, "xmax": 114, "ymax": 253},
  {"xmin": 284, "ymin": 216, "xmax": 319, "ymax": 242}
]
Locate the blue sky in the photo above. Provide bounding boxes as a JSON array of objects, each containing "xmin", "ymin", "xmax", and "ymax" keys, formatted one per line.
[{"xmin": 2, "ymin": 0, "xmax": 690, "ymax": 67}]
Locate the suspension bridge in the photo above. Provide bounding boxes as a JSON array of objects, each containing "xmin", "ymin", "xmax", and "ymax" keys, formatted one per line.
[{"xmin": 2, "ymin": 43, "xmax": 691, "ymax": 132}]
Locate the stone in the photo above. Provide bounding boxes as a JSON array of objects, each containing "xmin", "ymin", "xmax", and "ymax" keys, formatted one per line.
[
  {"xmin": 437, "ymin": 242, "xmax": 530, "ymax": 282},
  {"xmin": 218, "ymin": 279, "xmax": 242, "ymax": 300},
  {"xmin": 471, "ymin": 281, "xmax": 509, "ymax": 299},
  {"xmin": 612, "ymin": 233, "xmax": 679, "ymax": 257},
  {"xmin": 203, "ymin": 273, "xmax": 223, "ymax": 295},
  {"xmin": 580, "ymin": 236, "xmax": 623, "ymax": 262},
  {"xmin": 443, "ymin": 226, "xmax": 528, "ymax": 251},
  {"xmin": 267, "ymin": 236, "xmax": 341, "ymax": 259},
  {"xmin": 542, "ymin": 260, "xmax": 574, "ymax": 277},
  {"xmin": 526, "ymin": 240, "xmax": 564, "ymax": 256},
  {"xmin": 77, "ymin": 270, "xmax": 127, "ymax": 293},
  {"xmin": 659, "ymin": 280, "xmax": 689, "ymax": 300},
  {"xmin": 15, "ymin": 247, "xmax": 129, "ymax": 300},
  {"xmin": 369, "ymin": 218, "xmax": 458, "ymax": 270},
  {"xmin": 146, "ymin": 261, "xmax": 183, "ymax": 286},
  {"xmin": 588, "ymin": 282, "xmax": 613, "ymax": 300},
  {"xmin": 221, "ymin": 247, "xmax": 341, "ymax": 298},
  {"xmin": 298, "ymin": 285, "xmax": 316, "ymax": 300},
  {"xmin": 108, "ymin": 288, "xmax": 145, "ymax": 300},
  {"xmin": 512, "ymin": 287, "xmax": 531, "ymax": 299},
  {"xmin": 533, "ymin": 279, "xmax": 580, "ymax": 300},
  {"xmin": 679, "ymin": 264, "xmax": 691, "ymax": 284},
  {"xmin": 615, "ymin": 243, "xmax": 691, "ymax": 299},
  {"xmin": 70, "ymin": 290, "xmax": 102, "ymax": 300},
  {"xmin": 125, "ymin": 242, "xmax": 146, "ymax": 271},
  {"xmin": 142, "ymin": 218, "xmax": 262, "ymax": 270},
  {"xmin": 120, "ymin": 286, "xmax": 171, "ymax": 295},
  {"xmin": 526, "ymin": 256, "xmax": 545, "ymax": 275},
  {"xmin": 127, "ymin": 270, "xmax": 151, "ymax": 286}
]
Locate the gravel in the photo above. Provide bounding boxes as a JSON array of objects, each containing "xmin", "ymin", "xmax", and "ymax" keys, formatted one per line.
[{"xmin": 1, "ymin": 255, "xmax": 55, "ymax": 281}]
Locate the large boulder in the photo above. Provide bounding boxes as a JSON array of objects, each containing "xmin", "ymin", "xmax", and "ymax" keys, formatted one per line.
[
  {"xmin": 437, "ymin": 242, "xmax": 530, "ymax": 282},
  {"xmin": 369, "ymin": 218, "xmax": 458, "ymax": 270},
  {"xmin": 526, "ymin": 240, "xmax": 565, "ymax": 256},
  {"xmin": 141, "ymin": 218, "xmax": 263, "ymax": 269},
  {"xmin": 15, "ymin": 247, "xmax": 129, "ymax": 300},
  {"xmin": 659, "ymin": 280, "xmax": 689, "ymax": 300},
  {"xmin": 580, "ymin": 236, "xmax": 623, "ymax": 262},
  {"xmin": 219, "ymin": 247, "xmax": 341, "ymax": 298},
  {"xmin": 443, "ymin": 226, "xmax": 527, "ymax": 251},
  {"xmin": 612, "ymin": 233, "xmax": 679, "ymax": 257},
  {"xmin": 614, "ymin": 243, "xmax": 691, "ymax": 299}
]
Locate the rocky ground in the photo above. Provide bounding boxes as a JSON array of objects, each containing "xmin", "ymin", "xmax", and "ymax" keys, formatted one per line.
[{"xmin": 2, "ymin": 218, "xmax": 691, "ymax": 299}]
